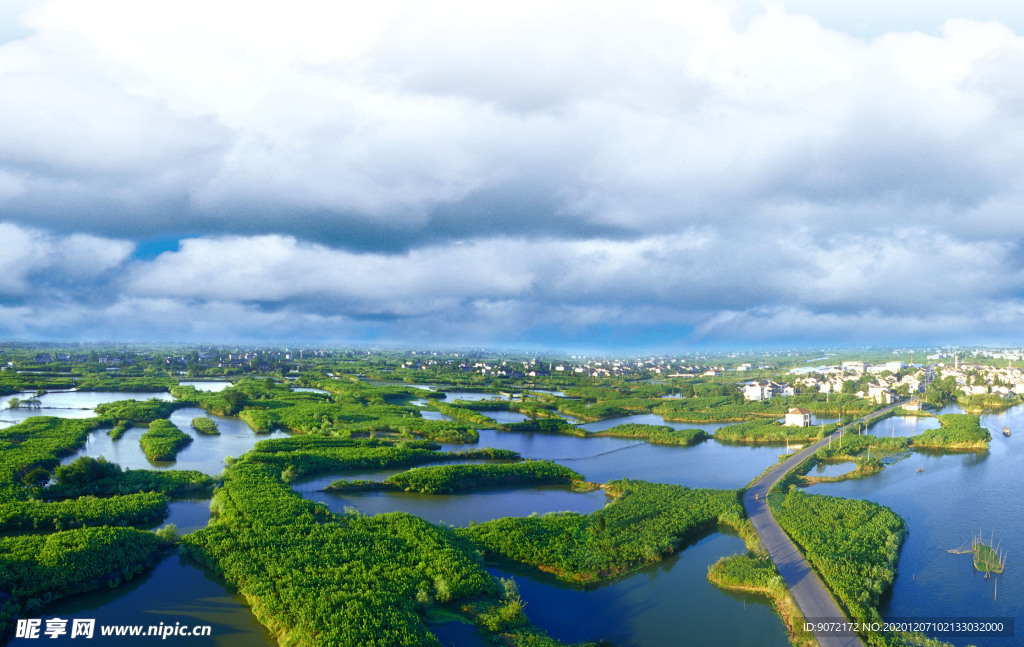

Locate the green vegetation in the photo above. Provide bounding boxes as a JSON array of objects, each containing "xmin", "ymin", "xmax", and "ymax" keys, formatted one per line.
[
  {"xmin": 707, "ymin": 553, "xmax": 782, "ymax": 593},
  {"xmin": 910, "ymin": 413, "xmax": 991, "ymax": 449},
  {"xmin": 706, "ymin": 554, "xmax": 813, "ymax": 646},
  {"xmin": 182, "ymin": 451, "xmax": 571, "ymax": 647},
  {"xmin": 461, "ymin": 480, "xmax": 742, "ymax": 582},
  {"xmin": 94, "ymin": 398, "xmax": 182, "ymax": 423},
  {"xmin": 191, "ymin": 416, "xmax": 219, "ymax": 435},
  {"xmin": 138, "ymin": 420, "xmax": 193, "ymax": 461},
  {"xmin": 428, "ymin": 402, "xmax": 498, "ymax": 427},
  {"xmin": 973, "ymin": 542, "xmax": 1004, "ymax": 573},
  {"xmin": 0, "ymin": 491, "xmax": 168, "ymax": 531},
  {"xmin": 74, "ymin": 376, "xmax": 175, "ymax": 392},
  {"xmin": 0, "ymin": 527, "xmax": 166, "ymax": 636},
  {"xmin": 591, "ymin": 423, "xmax": 707, "ymax": 446},
  {"xmin": 814, "ymin": 434, "xmax": 909, "ymax": 460},
  {"xmin": 108, "ymin": 419, "xmax": 132, "ymax": 440},
  {"xmin": 44, "ymin": 457, "xmax": 214, "ymax": 499},
  {"xmin": 769, "ymin": 490, "xmax": 906, "ymax": 632},
  {"xmin": 656, "ymin": 393, "xmax": 875, "ymax": 424},
  {"xmin": 502, "ymin": 418, "xmax": 583, "ymax": 436},
  {"xmin": 715, "ymin": 420, "xmax": 838, "ymax": 443},
  {"xmin": 384, "ymin": 461, "xmax": 582, "ymax": 494}
]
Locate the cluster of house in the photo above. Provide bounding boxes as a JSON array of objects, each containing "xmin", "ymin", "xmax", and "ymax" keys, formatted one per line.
[
  {"xmin": 28, "ymin": 348, "xmax": 329, "ymax": 373},
  {"xmin": 448, "ymin": 357, "xmax": 727, "ymax": 379},
  {"xmin": 936, "ymin": 363, "xmax": 1024, "ymax": 397},
  {"xmin": 34, "ymin": 354, "xmax": 129, "ymax": 366},
  {"xmin": 741, "ymin": 380, "xmax": 797, "ymax": 401},
  {"xmin": 786, "ymin": 361, "xmax": 921, "ymax": 405}
]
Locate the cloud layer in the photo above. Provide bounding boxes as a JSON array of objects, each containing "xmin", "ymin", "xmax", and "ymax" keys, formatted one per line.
[{"xmin": 2, "ymin": 0, "xmax": 1024, "ymax": 348}]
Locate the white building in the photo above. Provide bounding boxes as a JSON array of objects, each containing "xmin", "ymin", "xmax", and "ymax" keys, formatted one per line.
[
  {"xmin": 784, "ymin": 407, "xmax": 811, "ymax": 427},
  {"xmin": 867, "ymin": 385, "xmax": 893, "ymax": 404}
]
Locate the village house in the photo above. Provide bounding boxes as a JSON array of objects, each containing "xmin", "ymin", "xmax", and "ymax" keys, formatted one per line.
[
  {"xmin": 784, "ymin": 407, "xmax": 811, "ymax": 427},
  {"xmin": 742, "ymin": 379, "xmax": 779, "ymax": 401},
  {"xmin": 867, "ymin": 385, "xmax": 893, "ymax": 404}
]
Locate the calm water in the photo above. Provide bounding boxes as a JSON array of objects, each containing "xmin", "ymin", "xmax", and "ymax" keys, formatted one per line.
[
  {"xmin": 290, "ymin": 387, "xmax": 329, "ymax": 394},
  {"xmin": 0, "ymin": 391, "xmax": 173, "ymax": 428},
  {"xmin": 438, "ymin": 391, "xmax": 504, "ymax": 402},
  {"xmin": 865, "ymin": 414, "xmax": 942, "ymax": 438},
  {"xmin": 809, "ymin": 461, "xmax": 857, "ymax": 478},
  {"xmin": 578, "ymin": 413, "xmax": 726, "ymax": 434},
  {"xmin": 59, "ymin": 407, "xmax": 289, "ymax": 475},
  {"xmin": 810, "ymin": 405, "xmax": 1022, "ymax": 646},
  {"xmin": 484, "ymin": 532, "xmax": 790, "ymax": 647},
  {"xmin": 135, "ymin": 499, "xmax": 213, "ymax": 535},
  {"xmin": 178, "ymin": 381, "xmax": 232, "ymax": 392},
  {"xmin": 11, "ymin": 554, "xmax": 275, "ymax": 647},
  {"xmin": 430, "ymin": 621, "xmax": 489, "ymax": 647},
  {"xmin": 484, "ymin": 411, "xmax": 529, "ymax": 424},
  {"xmin": 305, "ymin": 484, "xmax": 612, "ymax": 527},
  {"xmin": 441, "ymin": 429, "xmax": 788, "ymax": 489},
  {"xmin": 288, "ymin": 459, "xmax": 516, "ymax": 491},
  {"xmin": 419, "ymin": 410, "xmax": 454, "ymax": 422}
]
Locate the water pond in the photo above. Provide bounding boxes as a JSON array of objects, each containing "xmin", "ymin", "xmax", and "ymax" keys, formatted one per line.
[
  {"xmin": 177, "ymin": 381, "xmax": 232, "ymax": 392},
  {"xmin": 0, "ymin": 391, "xmax": 173, "ymax": 428},
  {"xmin": 578, "ymin": 413, "xmax": 726, "ymax": 434},
  {"xmin": 306, "ymin": 484, "xmax": 611, "ymax": 527},
  {"xmin": 59, "ymin": 407, "xmax": 289, "ymax": 476}
]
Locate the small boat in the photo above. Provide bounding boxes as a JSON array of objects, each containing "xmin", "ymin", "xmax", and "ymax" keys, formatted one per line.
[{"xmin": 1003, "ymin": 426, "xmax": 1011, "ymax": 437}]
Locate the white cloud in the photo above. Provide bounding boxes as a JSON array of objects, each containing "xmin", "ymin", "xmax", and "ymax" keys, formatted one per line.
[
  {"xmin": 2, "ymin": 2, "xmax": 1024, "ymax": 346},
  {"xmin": 0, "ymin": 222, "xmax": 134, "ymax": 296}
]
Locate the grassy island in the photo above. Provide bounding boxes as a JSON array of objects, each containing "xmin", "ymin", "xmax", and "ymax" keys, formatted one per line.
[
  {"xmin": 107, "ymin": 419, "xmax": 132, "ymax": 440},
  {"xmin": 591, "ymin": 423, "xmax": 707, "ymax": 446},
  {"xmin": 383, "ymin": 461, "xmax": 582, "ymax": 494},
  {"xmin": 910, "ymin": 413, "xmax": 991, "ymax": 450},
  {"xmin": 461, "ymin": 480, "xmax": 746, "ymax": 583},
  {"xmin": 716, "ymin": 420, "xmax": 838, "ymax": 443},
  {"xmin": 182, "ymin": 439, "xmax": 580, "ymax": 647},
  {"xmin": 44, "ymin": 457, "xmax": 214, "ymax": 499},
  {"xmin": 191, "ymin": 416, "xmax": 219, "ymax": 435},
  {"xmin": 139, "ymin": 420, "xmax": 192, "ymax": 461},
  {"xmin": 94, "ymin": 398, "xmax": 183, "ymax": 424}
]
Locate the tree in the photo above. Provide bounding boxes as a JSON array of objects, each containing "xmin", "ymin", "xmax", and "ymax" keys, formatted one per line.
[
  {"xmin": 22, "ymin": 467, "xmax": 50, "ymax": 488},
  {"xmin": 841, "ymin": 380, "xmax": 857, "ymax": 394},
  {"xmin": 7, "ymin": 397, "xmax": 20, "ymax": 409}
]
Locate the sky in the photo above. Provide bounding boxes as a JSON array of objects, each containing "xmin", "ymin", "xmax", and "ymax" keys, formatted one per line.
[{"xmin": 2, "ymin": 0, "xmax": 1024, "ymax": 351}]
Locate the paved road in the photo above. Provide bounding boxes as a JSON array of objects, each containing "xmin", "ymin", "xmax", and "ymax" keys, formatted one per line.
[{"xmin": 744, "ymin": 400, "xmax": 907, "ymax": 647}]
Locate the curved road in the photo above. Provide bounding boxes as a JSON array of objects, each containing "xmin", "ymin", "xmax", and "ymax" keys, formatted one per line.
[{"xmin": 744, "ymin": 400, "xmax": 907, "ymax": 647}]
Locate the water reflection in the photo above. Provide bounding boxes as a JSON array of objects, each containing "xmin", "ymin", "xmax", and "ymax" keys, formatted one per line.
[
  {"xmin": 484, "ymin": 532, "xmax": 789, "ymax": 647},
  {"xmin": 11, "ymin": 555, "xmax": 275, "ymax": 647},
  {"xmin": 59, "ymin": 407, "xmax": 289, "ymax": 476},
  {"xmin": 305, "ymin": 484, "xmax": 611, "ymax": 527}
]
